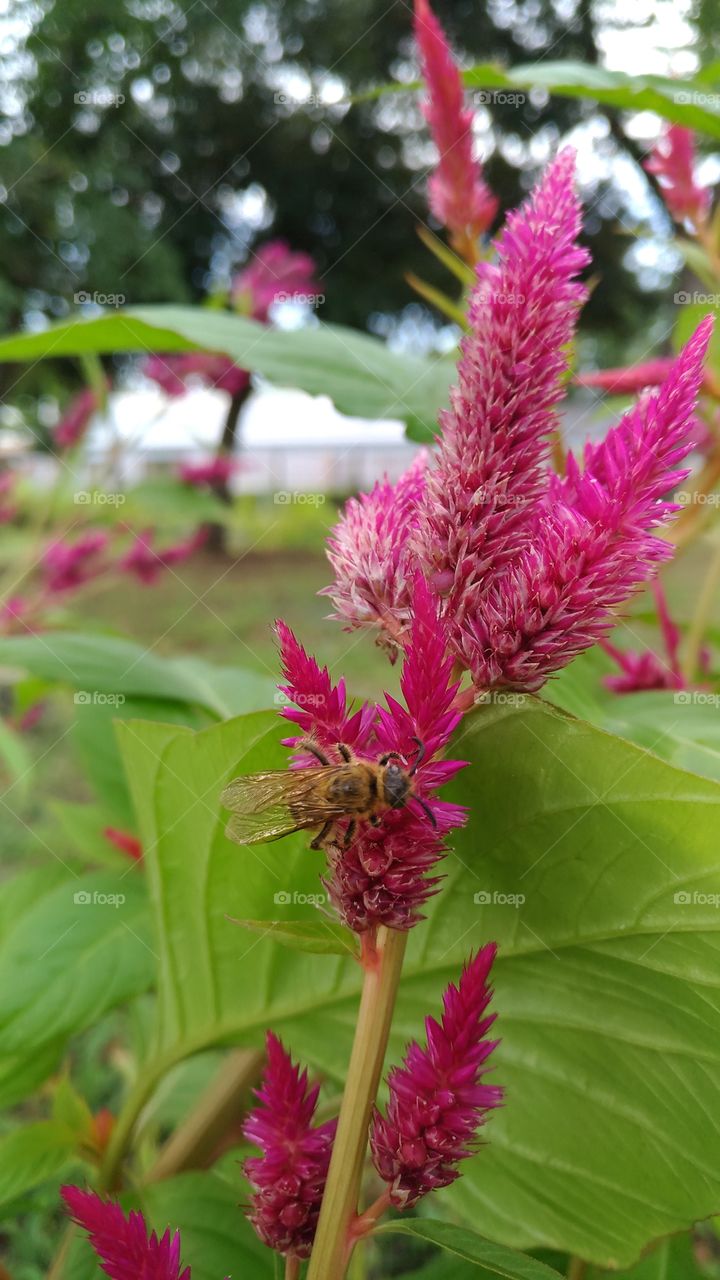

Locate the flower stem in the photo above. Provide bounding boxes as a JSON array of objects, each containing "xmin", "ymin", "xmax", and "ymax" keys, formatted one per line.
[
  {"xmin": 307, "ymin": 926, "xmax": 407, "ymax": 1280},
  {"xmin": 682, "ymin": 536, "xmax": 720, "ymax": 682},
  {"xmin": 285, "ymin": 1256, "xmax": 301, "ymax": 1280}
]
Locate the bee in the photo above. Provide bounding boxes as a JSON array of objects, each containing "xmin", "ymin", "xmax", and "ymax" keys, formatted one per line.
[{"xmin": 221, "ymin": 737, "xmax": 436, "ymax": 851}]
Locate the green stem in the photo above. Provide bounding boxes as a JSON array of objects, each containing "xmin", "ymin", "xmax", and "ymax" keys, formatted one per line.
[
  {"xmin": 682, "ymin": 537, "xmax": 720, "ymax": 682},
  {"xmin": 307, "ymin": 926, "xmax": 407, "ymax": 1280},
  {"xmin": 566, "ymin": 1258, "xmax": 587, "ymax": 1280}
]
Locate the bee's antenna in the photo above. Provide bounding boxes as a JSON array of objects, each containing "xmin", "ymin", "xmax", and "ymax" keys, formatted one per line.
[{"xmin": 409, "ymin": 735, "xmax": 426, "ymax": 776}]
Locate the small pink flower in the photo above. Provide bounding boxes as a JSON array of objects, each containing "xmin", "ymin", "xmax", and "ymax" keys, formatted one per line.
[
  {"xmin": 232, "ymin": 240, "xmax": 321, "ymax": 323},
  {"xmin": 602, "ymin": 582, "xmax": 684, "ymax": 694},
  {"xmin": 119, "ymin": 527, "xmax": 207, "ymax": 585},
  {"xmin": 414, "ymin": 0, "xmax": 498, "ymax": 246},
  {"xmin": 54, "ymin": 385, "xmax": 107, "ymax": 450},
  {"xmin": 279, "ymin": 578, "xmax": 466, "ymax": 932},
  {"xmin": 323, "ymin": 451, "xmax": 427, "ymax": 653},
  {"xmin": 144, "ymin": 353, "xmax": 250, "ymax": 399},
  {"xmin": 243, "ymin": 1032, "xmax": 336, "ymax": 1259},
  {"xmin": 645, "ymin": 125, "xmax": 711, "ymax": 227},
  {"xmin": 370, "ymin": 946, "xmax": 502, "ymax": 1208},
  {"xmin": 178, "ymin": 455, "xmax": 238, "ymax": 488},
  {"xmin": 42, "ymin": 531, "xmax": 110, "ymax": 593},
  {"xmin": 103, "ymin": 826, "xmax": 143, "ymax": 861},
  {"xmin": 61, "ymin": 1185, "xmax": 192, "ymax": 1280}
]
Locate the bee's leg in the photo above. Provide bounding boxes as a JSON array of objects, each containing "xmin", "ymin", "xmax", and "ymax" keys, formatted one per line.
[
  {"xmin": 410, "ymin": 736, "xmax": 426, "ymax": 775},
  {"xmin": 310, "ymin": 819, "xmax": 335, "ymax": 850},
  {"xmin": 369, "ymin": 814, "xmax": 382, "ymax": 827},
  {"xmin": 416, "ymin": 797, "xmax": 437, "ymax": 829},
  {"xmin": 343, "ymin": 819, "xmax": 357, "ymax": 848},
  {"xmin": 298, "ymin": 738, "xmax": 332, "ymax": 767}
]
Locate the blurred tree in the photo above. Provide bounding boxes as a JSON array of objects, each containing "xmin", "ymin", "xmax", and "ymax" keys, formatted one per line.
[{"xmin": 0, "ymin": 0, "xmax": 677, "ymax": 370}]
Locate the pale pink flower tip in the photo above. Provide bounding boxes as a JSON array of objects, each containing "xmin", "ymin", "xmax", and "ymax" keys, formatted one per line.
[
  {"xmin": 414, "ymin": 0, "xmax": 497, "ymax": 244},
  {"xmin": 323, "ymin": 451, "xmax": 427, "ymax": 653},
  {"xmin": 61, "ymin": 1185, "xmax": 191, "ymax": 1280},
  {"xmin": 243, "ymin": 1031, "xmax": 336, "ymax": 1258},
  {"xmin": 371, "ymin": 945, "xmax": 502, "ymax": 1208},
  {"xmin": 645, "ymin": 125, "xmax": 711, "ymax": 227}
]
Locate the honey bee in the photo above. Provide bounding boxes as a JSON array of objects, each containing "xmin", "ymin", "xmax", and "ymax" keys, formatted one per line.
[{"xmin": 221, "ymin": 737, "xmax": 436, "ymax": 850}]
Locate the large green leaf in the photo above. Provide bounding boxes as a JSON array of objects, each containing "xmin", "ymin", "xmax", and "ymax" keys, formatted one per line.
[
  {"xmin": 362, "ymin": 63, "xmax": 720, "ymax": 138},
  {"xmin": 0, "ymin": 631, "xmax": 278, "ymax": 718},
  {"xmin": 0, "ymin": 870, "xmax": 154, "ymax": 1055},
  {"xmin": 376, "ymin": 1221, "xmax": 562, "ymax": 1278},
  {"xmin": 118, "ymin": 699, "xmax": 720, "ymax": 1268},
  {"xmin": 0, "ymin": 1122, "xmax": 80, "ymax": 1214},
  {"xmin": 587, "ymin": 1233, "xmax": 706, "ymax": 1277},
  {"xmin": 0, "ymin": 306, "xmax": 455, "ymax": 440}
]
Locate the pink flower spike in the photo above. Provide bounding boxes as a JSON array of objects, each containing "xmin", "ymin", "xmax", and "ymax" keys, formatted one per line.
[
  {"xmin": 232, "ymin": 239, "xmax": 321, "ymax": 323},
  {"xmin": 144, "ymin": 353, "xmax": 250, "ymax": 399},
  {"xmin": 371, "ymin": 946, "xmax": 502, "ymax": 1208},
  {"xmin": 178, "ymin": 456, "xmax": 238, "ymax": 488},
  {"xmin": 323, "ymin": 451, "xmax": 427, "ymax": 653},
  {"xmin": 243, "ymin": 1032, "xmax": 336, "ymax": 1258},
  {"xmin": 576, "ymin": 358, "xmax": 675, "ymax": 395},
  {"xmin": 54, "ymin": 384, "xmax": 107, "ymax": 450},
  {"xmin": 418, "ymin": 150, "xmax": 589, "ymax": 614},
  {"xmin": 414, "ymin": 0, "xmax": 497, "ymax": 247},
  {"xmin": 120, "ymin": 527, "xmax": 207, "ymax": 585},
  {"xmin": 645, "ymin": 125, "xmax": 711, "ymax": 227},
  {"xmin": 275, "ymin": 620, "xmax": 376, "ymax": 756},
  {"xmin": 42, "ymin": 531, "xmax": 110, "ymax": 593},
  {"xmin": 61, "ymin": 1185, "xmax": 191, "ymax": 1280}
]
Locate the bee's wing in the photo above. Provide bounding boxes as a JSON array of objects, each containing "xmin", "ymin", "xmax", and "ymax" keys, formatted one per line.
[{"xmin": 220, "ymin": 767, "xmax": 349, "ymax": 848}]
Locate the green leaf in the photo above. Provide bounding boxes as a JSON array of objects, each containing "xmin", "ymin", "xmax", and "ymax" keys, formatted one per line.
[
  {"xmin": 0, "ymin": 1041, "xmax": 64, "ymax": 1110},
  {"xmin": 0, "ymin": 631, "xmax": 278, "ymax": 717},
  {"xmin": 0, "ymin": 306, "xmax": 455, "ymax": 440},
  {"xmin": 362, "ymin": 62, "xmax": 720, "ymax": 138},
  {"xmin": 118, "ymin": 699, "xmax": 720, "ymax": 1268},
  {"xmin": 0, "ymin": 870, "xmax": 154, "ymax": 1055},
  {"xmin": 51, "ymin": 1075, "xmax": 94, "ymax": 1140},
  {"xmin": 0, "ymin": 1122, "xmax": 79, "ymax": 1213},
  {"xmin": 227, "ymin": 917, "xmax": 359, "ymax": 957},
  {"xmin": 587, "ymin": 1233, "xmax": 706, "ymax": 1277},
  {"xmin": 138, "ymin": 1170, "xmax": 275, "ymax": 1280},
  {"xmin": 376, "ymin": 1221, "xmax": 563, "ymax": 1278}
]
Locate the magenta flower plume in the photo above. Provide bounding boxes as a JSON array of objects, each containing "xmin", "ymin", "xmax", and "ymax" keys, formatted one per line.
[
  {"xmin": 645, "ymin": 125, "xmax": 711, "ymax": 227},
  {"xmin": 418, "ymin": 150, "xmax": 589, "ymax": 613},
  {"xmin": 61, "ymin": 1185, "xmax": 191, "ymax": 1280},
  {"xmin": 179, "ymin": 455, "xmax": 238, "ymax": 488},
  {"xmin": 370, "ymin": 946, "xmax": 502, "ymax": 1208},
  {"xmin": 414, "ymin": 0, "xmax": 497, "ymax": 247},
  {"xmin": 575, "ymin": 357, "xmax": 675, "ymax": 395},
  {"xmin": 144, "ymin": 352, "xmax": 250, "ymax": 399},
  {"xmin": 120, "ymin": 527, "xmax": 207, "ymax": 585},
  {"xmin": 42, "ymin": 530, "xmax": 109, "ymax": 593},
  {"xmin": 323, "ymin": 451, "xmax": 427, "ymax": 652},
  {"xmin": 278, "ymin": 579, "xmax": 466, "ymax": 932},
  {"xmin": 458, "ymin": 317, "xmax": 713, "ymax": 690},
  {"xmin": 243, "ymin": 1032, "xmax": 336, "ymax": 1258},
  {"xmin": 232, "ymin": 239, "xmax": 321, "ymax": 323}
]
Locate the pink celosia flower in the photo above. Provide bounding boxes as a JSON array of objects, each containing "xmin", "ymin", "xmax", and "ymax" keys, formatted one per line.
[
  {"xmin": 243, "ymin": 1031, "xmax": 336, "ymax": 1259},
  {"xmin": 418, "ymin": 149, "xmax": 588, "ymax": 608},
  {"xmin": 278, "ymin": 577, "xmax": 466, "ymax": 931},
  {"xmin": 42, "ymin": 530, "xmax": 110, "ymax": 593},
  {"xmin": 119, "ymin": 527, "xmax": 207, "ymax": 585},
  {"xmin": 602, "ymin": 582, "xmax": 684, "ymax": 694},
  {"xmin": 61, "ymin": 1185, "xmax": 191, "ymax": 1280},
  {"xmin": 370, "ymin": 946, "xmax": 502, "ymax": 1208},
  {"xmin": 54, "ymin": 385, "xmax": 107, "ymax": 449},
  {"xmin": 645, "ymin": 125, "xmax": 711, "ymax": 227},
  {"xmin": 576, "ymin": 358, "xmax": 676, "ymax": 395},
  {"xmin": 414, "ymin": 0, "xmax": 497, "ymax": 247},
  {"xmin": 323, "ymin": 451, "xmax": 427, "ymax": 653},
  {"xmin": 144, "ymin": 353, "xmax": 250, "ymax": 399},
  {"xmin": 458, "ymin": 318, "xmax": 712, "ymax": 690},
  {"xmin": 232, "ymin": 239, "xmax": 321, "ymax": 323},
  {"xmin": 178, "ymin": 455, "xmax": 238, "ymax": 488}
]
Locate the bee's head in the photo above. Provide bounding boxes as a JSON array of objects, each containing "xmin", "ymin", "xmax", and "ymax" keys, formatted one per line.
[{"xmin": 381, "ymin": 760, "xmax": 412, "ymax": 809}]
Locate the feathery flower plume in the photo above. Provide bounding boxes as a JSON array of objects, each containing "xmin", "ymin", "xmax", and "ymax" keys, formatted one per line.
[
  {"xmin": 278, "ymin": 578, "xmax": 466, "ymax": 932},
  {"xmin": 119, "ymin": 527, "xmax": 208, "ymax": 585},
  {"xmin": 323, "ymin": 451, "xmax": 427, "ymax": 653},
  {"xmin": 243, "ymin": 1032, "xmax": 336, "ymax": 1258},
  {"xmin": 232, "ymin": 239, "xmax": 321, "ymax": 322},
  {"xmin": 645, "ymin": 125, "xmax": 711, "ymax": 227},
  {"xmin": 414, "ymin": 0, "xmax": 497, "ymax": 249},
  {"xmin": 418, "ymin": 150, "xmax": 589, "ymax": 615},
  {"xmin": 370, "ymin": 946, "xmax": 502, "ymax": 1207},
  {"xmin": 42, "ymin": 531, "xmax": 110, "ymax": 593},
  {"xmin": 61, "ymin": 1185, "xmax": 191, "ymax": 1280},
  {"xmin": 457, "ymin": 317, "xmax": 712, "ymax": 690}
]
